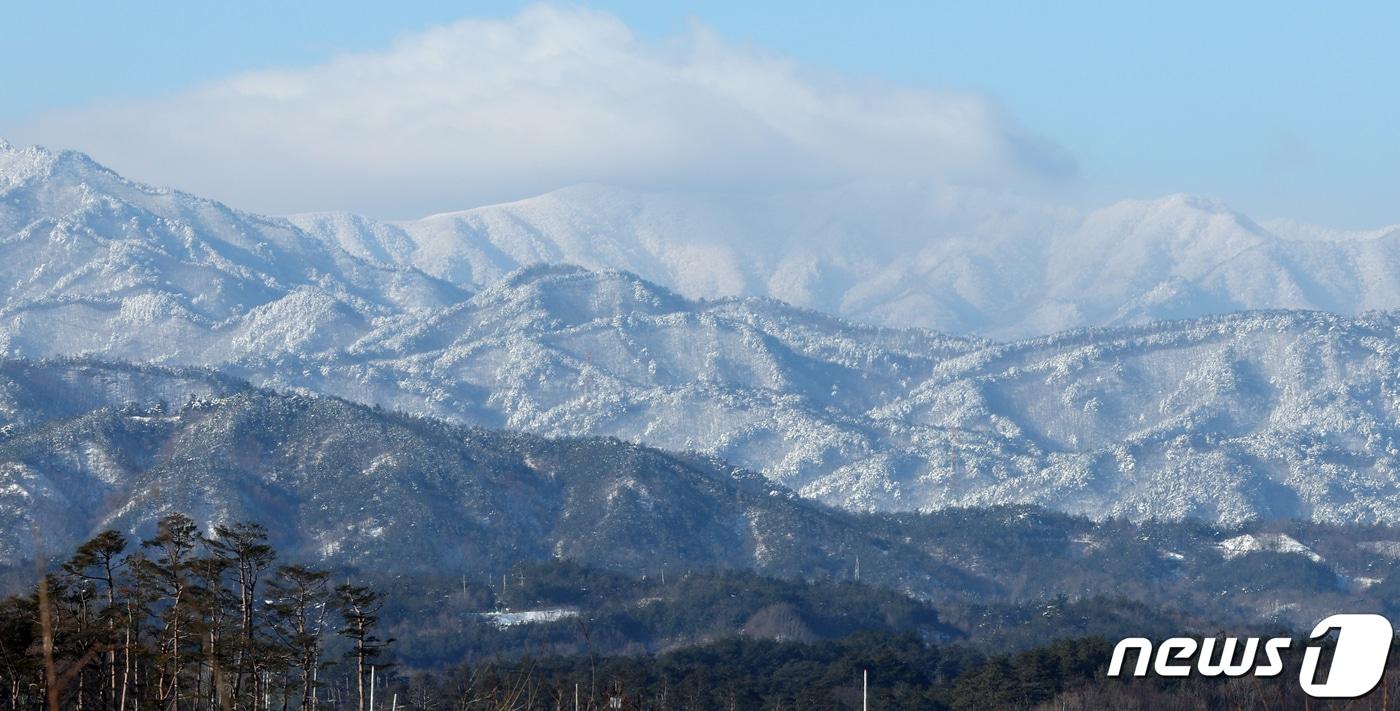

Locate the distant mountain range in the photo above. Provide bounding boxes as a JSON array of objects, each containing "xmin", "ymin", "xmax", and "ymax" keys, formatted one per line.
[
  {"xmin": 5, "ymin": 139, "xmax": 1400, "ymax": 526},
  {"xmin": 289, "ymin": 181, "xmax": 1400, "ymax": 339}
]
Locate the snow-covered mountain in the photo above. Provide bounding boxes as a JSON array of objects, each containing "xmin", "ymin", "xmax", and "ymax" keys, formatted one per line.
[
  {"xmin": 7, "ymin": 140, "xmax": 1400, "ymax": 526},
  {"xmin": 264, "ymin": 274, "xmax": 1400, "ymax": 526},
  {"xmin": 0, "ymin": 139, "xmax": 466, "ymax": 362},
  {"xmin": 9, "ymin": 258, "xmax": 1400, "ymax": 524},
  {"xmin": 290, "ymin": 183, "xmax": 1400, "ymax": 338},
  {"xmin": 11, "ymin": 361, "xmax": 1400, "ymax": 636},
  {"xmin": 0, "ymin": 360, "xmax": 988, "ymax": 598}
]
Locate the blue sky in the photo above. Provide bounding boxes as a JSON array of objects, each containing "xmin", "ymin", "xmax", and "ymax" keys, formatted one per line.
[{"xmin": 4, "ymin": 2, "xmax": 1396, "ymax": 226}]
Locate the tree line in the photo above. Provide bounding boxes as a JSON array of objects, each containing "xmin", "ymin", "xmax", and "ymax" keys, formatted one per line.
[
  {"xmin": 0, "ymin": 513, "xmax": 391, "ymax": 710},
  {"xmin": 404, "ymin": 632, "xmax": 1400, "ymax": 710}
]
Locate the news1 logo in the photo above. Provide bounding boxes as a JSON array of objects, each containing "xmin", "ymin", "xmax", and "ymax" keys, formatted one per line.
[{"xmin": 1109, "ymin": 614, "xmax": 1395, "ymax": 698}]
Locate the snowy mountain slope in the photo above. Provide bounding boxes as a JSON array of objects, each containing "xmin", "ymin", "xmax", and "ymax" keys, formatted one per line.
[
  {"xmin": 14, "ymin": 361, "xmax": 1400, "ymax": 644},
  {"xmin": 0, "ymin": 140, "xmax": 466, "ymax": 363},
  {"xmin": 290, "ymin": 182, "xmax": 1074, "ymax": 336},
  {"xmin": 0, "ymin": 362, "xmax": 984, "ymax": 599},
  {"xmin": 0, "ymin": 359, "xmax": 248, "ymax": 430},
  {"xmin": 8, "ymin": 142, "xmax": 1400, "ymax": 525},
  {"xmin": 252, "ymin": 271, "xmax": 1400, "ymax": 525},
  {"xmin": 12, "ymin": 361, "xmax": 1400, "ymax": 640},
  {"xmin": 874, "ymin": 310, "xmax": 1400, "ymax": 523},
  {"xmin": 290, "ymin": 184, "xmax": 1400, "ymax": 338},
  {"xmin": 235, "ymin": 265, "xmax": 984, "ymax": 506},
  {"xmin": 1040, "ymin": 196, "xmax": 1400, "ymax": 329},
  {"xmin": 14, "ymin": 260, "xmax": 1393, "ymax": 526}
]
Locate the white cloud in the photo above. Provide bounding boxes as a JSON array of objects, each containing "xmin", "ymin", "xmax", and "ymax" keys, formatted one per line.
[{"xmin": 10, "ymin": 5, "xmax": 1075, "ymax": 217}]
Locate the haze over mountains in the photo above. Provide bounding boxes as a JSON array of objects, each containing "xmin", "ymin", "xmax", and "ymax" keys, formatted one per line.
[
  {"xmin": 290, "ymin": 182, "xmax": 1400, "ymax": 338},
  {"xmin": 5, "ymin": 139, "xmax": 1400, "ymax": 526}
]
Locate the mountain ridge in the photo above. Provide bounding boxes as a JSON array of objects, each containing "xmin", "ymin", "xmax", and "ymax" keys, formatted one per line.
[
  {"xmin": 288, "ymin": 182, "xmax": 1400, "ymax": 338},
  {"xmin": 6, "ymin": 358, "xmax": 1400, "ymax": 641},
  {"xmin": 7, "ymin": 141, "xmax": 1400, "ymax": 525}
]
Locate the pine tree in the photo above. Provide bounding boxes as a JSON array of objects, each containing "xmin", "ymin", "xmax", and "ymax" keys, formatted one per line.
[
  {"xmin": 269, "ymin": 564, "xmax": 332, "ymax": 710},
  {"xmin": 203, "ymin": 521, "xmax": 276, "ymax": 702},
  {"xmin": 336, "ymin": 582, "xmax": 391, "ymax": 711},
  {"xmin": 186, "ymin": 552, "xmax": 233, "ymax": 706},
  {"xmin": 132, "ymin": 513, "xmax": 200, "ymax": 708},
  {"xmin": 61, "ymin": 530, "xmax": 131, "ymax": 709},
  {"xmin": 0, "ymin": 512, "xmax": 399, "ymax": 710}
]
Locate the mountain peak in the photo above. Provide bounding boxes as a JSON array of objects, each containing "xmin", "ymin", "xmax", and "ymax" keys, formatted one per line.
[
  {"xmin": 0, "ymin": 140, "xmax": 128, "ymax": 195},
  {"xmin": 1160, "ymin": 192, "xmax": 1230, "ymax": 212},
  {"xmin": 470, "ymin": 263, "xmax": 689, "ymax": 327},
  {"xmin": 496, "ymin": 262, "xmax": 598, "ymax": 288},
  {"xmin": 494, "ymin": 263, "xmax": 674, "ymax": 295},
  {"xmin": 1095, "ymin": 193, "xmax": 1249, "ymax": 224},
  {"xmin": 297, "ymin": 177, "xmax": 1400, "ymax": 337},
  {"xmin": 14, "ymin": 139, "xmax": 1400, "ymax": 342}
]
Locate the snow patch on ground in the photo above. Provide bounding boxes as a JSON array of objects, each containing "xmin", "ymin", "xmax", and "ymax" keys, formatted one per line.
[
  {"xmin": 1363, "ymin": 541, "xmax": 1400, "ymax": 559},
  {"xmin": 1217, "ymin": 533, "xmax": 1322, "ymax": 562},
  {"xmin": 478, "ymin": 608, "xmax": 578, "ymax": 628}
]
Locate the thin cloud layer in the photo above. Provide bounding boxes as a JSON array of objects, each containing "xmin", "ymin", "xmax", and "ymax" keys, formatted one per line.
[{"xmin": 11, "ymin": 5, "xmax": 1075, "ymax": 217}]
